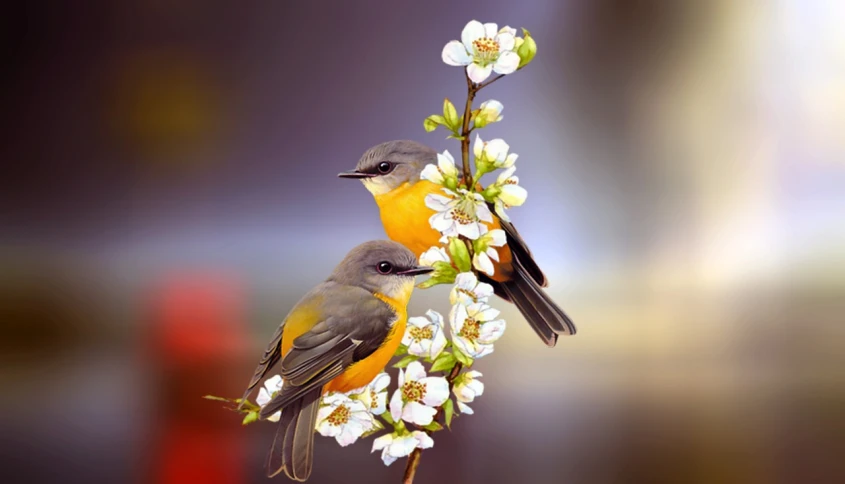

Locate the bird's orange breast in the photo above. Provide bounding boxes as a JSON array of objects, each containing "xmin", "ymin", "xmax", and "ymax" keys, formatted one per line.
[{"xmin": 374, "ymin": 180, "xmax": 514, "ymax": 281}]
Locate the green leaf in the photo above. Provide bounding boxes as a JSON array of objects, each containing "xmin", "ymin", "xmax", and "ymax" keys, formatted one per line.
[
  {"xmin": 417, "ymin": 277, "xmax": 443, "ymax": 289},
  {"xmin": 453, "ymin": 346, "xmax": 474, "ymax": 367},
  {"xmin": 430, "ymin": 352, "xmax": 457, "ymax": 373},
  {"xmin": 443, "ymin": 98, "xmax": 460, "ymax": 131},
  {"xmin": 421, "ymin": 420, "xmax": 444, "ymax": 432},
  {"xmin": 443, "ymin": 399, "xmax": 455, "ymax": 429},
  {"xmin": 242, "ymin": 410, "xmax": 259, "ymax": 425},
  {"xmin": 424, "ymin": 114, "xmax": 446, "ymax": 133},
  {"xmin": 448, "ymin": 237, "xmax": 472, "ymax": 273},
  {"xmin": 393, "ymin": 355, "xmax": 417, "ymax": 369},
  {"xmin": 394, "ymin": 343, "xmax": 409, "ymax": 357}
]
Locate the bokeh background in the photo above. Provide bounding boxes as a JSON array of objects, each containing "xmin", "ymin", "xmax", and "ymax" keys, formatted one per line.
[{"xmin": 3, "ymin": 1, "xmax": 844, "ymax": 483}]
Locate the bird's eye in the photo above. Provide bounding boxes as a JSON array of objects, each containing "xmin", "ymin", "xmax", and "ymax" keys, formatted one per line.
[
  {"xmin": 377, "ymin": 161, "xmax": 393, "ymax": 174},
  {"xmin": 376, "ymin": 261, "xmax": 393, "ymax": 274}
]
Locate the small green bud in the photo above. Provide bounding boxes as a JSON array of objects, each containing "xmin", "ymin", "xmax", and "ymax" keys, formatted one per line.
[
  {"xmin": 448, "ymin": 237, "xmax": 472, "ymax": 273},
  {"xmin": 443, "ymin": 98, "xmax": 461, "ymax": 131},
  {"xmin": 517, "ymin": 28, "xmax": 537, "ymax": 68}
]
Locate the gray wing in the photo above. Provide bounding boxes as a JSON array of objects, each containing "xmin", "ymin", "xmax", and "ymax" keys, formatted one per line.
[
  {"xmin": 259, "ymin": 283, "xmax": 394, "ymax": 418},
  {"xmin": 490, "ymin": 202, "xmax": 547, "ymax": 286}
]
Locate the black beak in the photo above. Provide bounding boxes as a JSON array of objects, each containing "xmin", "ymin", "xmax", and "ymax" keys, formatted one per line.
[
  {"xmin": 396, "ymin": 266, "xmax": 434, "ymax": 276},
  {"xmin": 337, "ymin": 170, "xmax": 375, "ymax": 179}
]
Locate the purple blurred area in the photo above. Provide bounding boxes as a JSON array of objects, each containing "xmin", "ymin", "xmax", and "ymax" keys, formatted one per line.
[{"xmin": 2, "ymin": 1, "xmax": 844, "ymax": 483}]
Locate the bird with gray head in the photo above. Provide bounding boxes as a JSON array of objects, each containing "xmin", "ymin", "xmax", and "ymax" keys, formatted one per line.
[
  {"xmin": 238, "ymin": 239, "xmax": 432, "ymax": 481},
  {"xmin": 339, "ymin": 140, "xmax": 577, "ymax": 347}
]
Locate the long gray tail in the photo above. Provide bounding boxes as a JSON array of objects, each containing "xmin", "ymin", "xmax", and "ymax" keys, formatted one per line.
[
  {"xmin": 497, "ymin": 261, "xmax": 576, "ymax": 347},
  {"xmin": 265, "ymin": 387, "xmax": 322, "ymax": 481}
]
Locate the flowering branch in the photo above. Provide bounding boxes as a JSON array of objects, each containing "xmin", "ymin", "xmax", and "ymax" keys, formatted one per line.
[{"xmin": 206, "ymin": 18, "xmax": 537, "ymax": 484}]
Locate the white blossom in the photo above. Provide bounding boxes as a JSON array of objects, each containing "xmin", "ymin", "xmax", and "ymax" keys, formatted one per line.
[
  {"xmin": 419, "ymin": 246, "xmax": 450, "ymax": 266},
  {"xmin": 372, "ymin": 431, "xmax": 434, "ymax": 466},
  {"xmin": 426, "ymin": 188, "xmax": 493, "ymax": 240},
  {"xmin": 475, "ymin": 99, "xmax": 504, "ymax": 127},
  {"xmin": 489, "ymin": 166, "xmax": 527, "ymax": 221},
  {"xmin": 450, "ymin": 272, "xmax": 494, "ymax": 305},
  {"xmin": 442, "ymin": 21, "xmax": 520, "ymax": 83},
  {"xmin": 403, "ymin": 310, "xmax": 448, "ymax": 360},
  {"xmin": 450, "ymin": 301, "xmax": 506, "ymax": 359},
  {"xmin": 389, "ymin": 361, "xmax": 450, "ymax": 426},
  {"xmin": 453, "ymin": 370, "xmax": 484, "ymax": 415},
  {"xmin": 347, "ymin": 372, "xmax": 391, "ymax": 415},
  {"xmin": 316, "ymin": 392, "xmax": 376, "ymax": 446},
  {"xmin": 472, "ymin": 228, "xmax": 507, "ymax": 275},
  {"xmin": 473, "ymin": 134, "xmax": 517, "ymax": 170},
  {"xmin": 420, "ymin": 150, "xmax": 459, "ymax": 187},
  {"xmin": 255, "ymin": 374, "xmax": 284, "ymax": 422}
]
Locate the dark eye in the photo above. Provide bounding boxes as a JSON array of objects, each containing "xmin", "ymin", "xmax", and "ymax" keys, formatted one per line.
[
  {"xmin": 377, "ymin": 161, "xmax": 393, "ymax": 174},
  {"xmin": 376, "ymin": 261, "xmax": 393, "ymax": 274}
]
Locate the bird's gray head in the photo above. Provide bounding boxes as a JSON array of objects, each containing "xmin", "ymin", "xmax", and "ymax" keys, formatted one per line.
[
  {"xmin": 337, "ymin": 140, "xmax": 436, "ymax": 196},
  {"xmin": 329, "ymin": 240, "xmax": 432, "ymax": 297}
]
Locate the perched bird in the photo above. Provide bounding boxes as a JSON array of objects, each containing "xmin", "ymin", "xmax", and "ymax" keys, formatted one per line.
[
  {"xmin": 338, "ymin": 140, "xmax": 576, "ymax": 347},
  {"xmin": 239, "ymin": 240, "xmax": 433, "ymax": 481}
]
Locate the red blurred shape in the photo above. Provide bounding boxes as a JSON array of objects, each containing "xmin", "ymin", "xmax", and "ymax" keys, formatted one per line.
[{"xmin": 145, "ymin": 273, "xmax": 249, "ymax": 484}]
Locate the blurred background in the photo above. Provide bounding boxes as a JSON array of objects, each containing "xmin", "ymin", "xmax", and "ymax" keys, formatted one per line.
[{"xmin": 2, "ymin": 1, "xmax": 844, "ymax": 483}]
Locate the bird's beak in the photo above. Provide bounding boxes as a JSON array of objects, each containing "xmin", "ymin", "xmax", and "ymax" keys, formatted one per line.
[
  {"xmin": 397, "ymin": 266, "xmax": 435, "ymax": 276},
  {"xmin": 337, "ymin": 170, "xmax": 375, "ymax": 179}
]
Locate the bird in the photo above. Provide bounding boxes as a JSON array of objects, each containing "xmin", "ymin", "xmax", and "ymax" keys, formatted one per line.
[
  {"xmin": 239, "ymin": 240, "xmax": 433, "ymax": 481},
  {"xmin": 338, "ymin": 140, "xmax": 575, "ymax": 347}
]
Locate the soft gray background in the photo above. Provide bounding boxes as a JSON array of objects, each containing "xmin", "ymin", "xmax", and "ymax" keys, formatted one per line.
[{"xmin": 3, "ymin": 1, "xmax": 844, "ymax": 483}]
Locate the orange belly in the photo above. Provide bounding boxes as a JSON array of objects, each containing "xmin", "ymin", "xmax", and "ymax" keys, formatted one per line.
[{"xmin": 375, "ymin": 180, "xmax": 514, "ymax": 281}]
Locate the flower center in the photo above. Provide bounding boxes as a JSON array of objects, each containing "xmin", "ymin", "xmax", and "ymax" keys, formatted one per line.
[
  {"xmin": 472, "ymin": 37, "xmax": 500, "ymax": 63},
  {"xmin": 369, "ymin": 390, "xmax": 379, "ymax": 409},
  {"xmin": 409, "ymin": 326, "xmax": 434, "ymax": 342},
  {"xmin": 326, "ymin": 404, "xmax": 351, "ymax": 426},
  {"xmin": 451, "ymin": 208, "xmax": 473, "ymax": 224},
  {"xmin": 402, "ymin": 381, "xmax": 427, "ymax": 403},
  {"xmin": 459, "ymin": 317, "xmax": 480, "ymax": 342}
]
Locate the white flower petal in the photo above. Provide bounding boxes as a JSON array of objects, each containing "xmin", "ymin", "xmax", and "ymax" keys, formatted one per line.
[
  {"xmin": 493, "ymin": 51, "xmax": 520, "ymax": 75},
  {"xmin": 413, "ymin": 431, "xmax": 434, "ymax": 449},
  {"xmin": 388, "ymin": 435, "xmax": 419, "ymax": 459},
  {"xmin": 425, "ymin": 309, "xmax": 444, "ymax": 328},
  {"xmin": 437, "ymin": 151, "xmax": 458, "ymax": 176},
  {"xmin": 382, "ymin": 452, "xmax": 399, "ymax": 466},
  {"xmin": 485, "ymin": 139, "xmax": 509, "ymax": 162},
  {"xmin": 419, "ymin": 246, "xmax": 449, "ymax": 266},
  {"xmin": 429, "ymin": 212, "xmax": 455, "ymax": 233},
  {"xmin": 473, "ymin": 252, "xmax": 495, "ymax": 275},
  {"xmin": 373, "ymin": 393, "xmax": 387, "ymax": 415},
  {"xmin": 425, "ymin": 193, "xmax": 452, "ymax": 211},
  {"xmin": 499, "ymin": 184, "xmax": 527, "ymax": 207},
  {"xmin": 430, "ymin": 329, "xmax": 447, "ymax": 360},
  {"xmin": 420, "ymin": 164, "xmax": 444, "ymax": 184},
  {"xmin": 336, "ymin": 421, "xmax": 365, "ymax": 446},
  {"xmin": 476, "ymin": 202, "xmax": 493, "ymax": 222},
  {"xmin": 499, "ymin": 26, "xmax": 517, "ymax": 37},
  {"xmin": 461, "ymin": 20, "xmax": 485, "ymax": 51},
  {"xmin": 266, "ymin": 411, "xmax": 281, "ymax": 422},
  {"xmin": 264, "ymin": 375, "xmax": 283, "ymax": 392},
  {"xmin": 486, "ymin": 247, "xmax": 500, "ymax": 262},
  {"xmin": 488, "ymin": 229, "xmax": 507, "ymax": 246},
  {"xmin": 501, "ymin": 153, "xmax": 518, "ymax": 168},
  {"xmin": 389, "ymin": 389, "xmax": 403, "ymax": 422},
  {"xmin": 482, "ymin": 22, "xmax": 498, "ymax": 38},
  {"xmin": 420, "ymin": 377, "xmax": 450, "ymax": 406},
  {"xmin": 457, "ymin": 401, "xmax": 474, "ymax": 415},
  {"xmin": 473, "ymin": 303, "xmax": 501, "ymax": 321},
  {"xmin": 467, "ymin": 62, "xmax": 493, "ymax": 83},
  {"xmin": 478, "ymin": 319, "xmax": 506, "ymax": 344},
  {"xmin": 256, "ymin": 387, "xmax": 272, "ymax": 407},
  {"xmin": 496, "ymin": 32, "xmax": 515, "ymax": 51},
  {"xmin": 456, "ymin": 220, "xmax": 481, "ymax": 240},
  {"xmin": 404, "ymin": 361, "xmax": 427, "ymax": 382},
  {"xmin": 372, "ymin": 434, "xmax": 393, "ymax": 452},
  {"xmin": 442, "ymin": 40, "xmax": 471, "ymax": 66},
  {"xmin": 402, "ymin": 401, "xmax": 438, "ymax": 426},
  {"xmin": 495, "ymin": 199, "xmax": 510, "ymax": 222}
]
